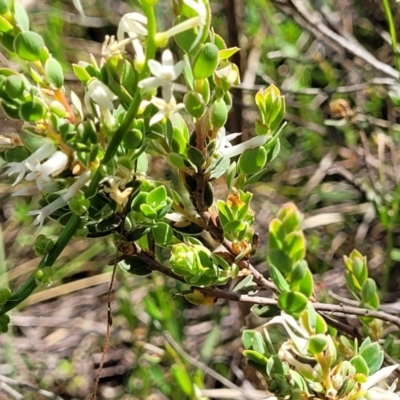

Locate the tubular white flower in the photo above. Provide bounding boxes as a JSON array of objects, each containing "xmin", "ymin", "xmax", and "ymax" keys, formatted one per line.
[
  {"xmin": 25, "ymin": 151, "xmax": 69, "ymax": 191},
  {"xmin": 222, "ymin": 136, "xmax": 268, "ymax": 159},
  {"xmin": 28, "ymin": 196, "xmax": 68, "ymax": 230},
  {"xmin": 141, "ymin": 95, "xmax": 185, "ymax": 126},
  {"xmin": 85, "ymin": 80, "xmax": 116, "ymax": 111},
  {"xmin": 63, "ymin": 170, "xmax": 91, "ymax": 201},
  {"xmin": 362, "ymin": 365, "xmax": 399, "ymax": 391},
  {"xmin": 6, "ymin": 142, "xmax": 55, "ymax": 186},
  {"xmin": 117, "ymin": 12, "xmax": 148, "ymax": 42},
  {"xmin": 117, "ymin": 12, "xmax": 147, "ymax": 69},
  {"xmin": 12, "ymin": 182, "xmax": 62, "ymax": 197},
  {"xmin": 215, "ymin": 127, "xmax": 242, "ymax": 150},
  {"xmin": 156, "ymin": 0, "xmax": 207, "ymax": 48},
  {"xmin": 138, "ymin": 50, "xmax": 184, "ymax": 102}
]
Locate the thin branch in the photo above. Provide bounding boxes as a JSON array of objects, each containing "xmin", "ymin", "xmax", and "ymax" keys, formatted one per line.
[
  {"xmin": 89, "ymin": 250, "xmax": 119, "ymax": 400},
  {"xmin": 0, "ymin": 374, "xmax": 63, "ymax": 400},
  {"xmin": 200, "ymin": 287, "xmax": 400, "ymax": 328},
  {"xmin": 277, "ymin": 0, "xmax": 399, "ymax": 79}
]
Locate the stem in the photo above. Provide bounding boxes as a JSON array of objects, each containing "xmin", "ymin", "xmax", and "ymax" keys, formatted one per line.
[
  {"xmin": 382, "ymin": 0, "xmax": 400, "ymax": 72},
  {"xmin": 0, "ymin": 5, "xmax": 158, "ymax": 316}
]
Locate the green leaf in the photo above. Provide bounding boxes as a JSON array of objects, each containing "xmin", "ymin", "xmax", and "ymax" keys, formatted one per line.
[
  {"xmin": 14, "ymin": 31, "xmax": 44, "ymax": 62},
  {"xmin": 171, "ymin": 364, "xmax": 194, "ymax": 396},
  {"xmin": 121, "ymin": 255, "xmax": 152, "ymax": 276},
  {"xmin": 73, "ymin": 63, "xmax": 91, "ymax": 83},
  {"xmin": 152, "ymin": 222, "xmax": 173, "ymax": 246},
  {"xmin": 350, "ymin": 355, "xmax": 369, "ymax": 376},
  {"xmin": 307, "ymin": 334, "xmax": 328, "ymax": 355},
  {"xmin": 278, "ymin": 291, "xmax": 308, "ymax": 314},
  {"xmin": 233, "ymin": 274, "xmax": 256, "ymax": 292},
  {"xmin": 251, "ymin": 304, "xmax": 281, "ymax": 318},
  {"xmin": 140, "ymin": 203, "xmax": 157, "ymax": 219},
  {"xmin": 143, "ymin": 296, "xmax": 164, "ymax": 321},
  {"xmin": 219, "ymin": 47, "xmax": 240, "ymax": 60},
  {"xmin": 361, "ymin": 278, "xmax": 379, "ymax": 309},
  {"xmin": 14, "ymin": 2, "xmax": 29, "ymax": 31},
  {"xmin": 223, "ymin": 219, "xmax": 246, "ymax": 233},
  {"xmin": 4, "ymin": 75, "xmax": 25, "ymax": 98},
  {"xmin": 0, "ymin": 16, "xmax": 12, "ymax": 33},
  {"xmin": 187, "ymin": 145, "xmax": 205, "ymax": 167},
  {"xmin": 290, "ymin": 265, "xmax": 313, "ymax": 298},
  {"xmin": 174, "ymin": 15, "xmax": 198, "ymax": 55},
  {"xmin": 360, "ymin": 342, "xmax": 383, "ymax": 375},
  {"xmin": 268, "ymin": 249, "xmax": 292, "ymax": 274},
  {"xmin": 243, "ymin": 350, "xmax": 269, "ymax": 366},
  {"xmin": 0, "ymin": 0, "xmax": 12, "ymax": 14},
  {"xmin": 238, "ymin": 146, "xmax": 267, "ymax": 175},
  {"xmin": 19, "ymin": 100, "xmax": 46, "ymax": 121},
  {"xmin": 147, "ymin": 185, "xmax": 167, "ymax": 206},
  {"xmin": 268, "ymin": 264, "xmax": 289, "ymax": 292},
  {"xmin": 283, "ymin": 231, "xmax": 306, "ymax": 262},
  {"xmin": 45, "ymin": 58, "xmax": 64, "ymax": 89}
]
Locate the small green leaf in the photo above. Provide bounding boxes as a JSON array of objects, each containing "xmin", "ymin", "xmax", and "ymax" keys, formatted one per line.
[
  {"xmin": 283, "ymin": 231, "xmax": 306, "ymax": 262},
  {"xmin": 19, "ymin": 100, "xmax": 46, "ymax": 121},
  {"xmin": 73, "ymin": 63, "xmax": 91, "ymax": 83},
  {"xmin": 278, "ymin": 291, "xmax": 308, "ymax": 314},
  {"xmin": 233, "ymin": 274, "xmax": 256, "ymax": 292},
  {"xmin": 268, "ymin": 249, "xmax": 292, "ymax": 274},
  {"xmin": 152, "ymin": 222, "xmax": 173, "ymax": 246},
  {"xmin": 187, "ymin": 145, "xmax": 205, "ymax": 167},
  {"xmin": 268, "ymin": 264, "xmax": 289, "ymax": 292},
  {"xmin": 0, "ymin": 16, "xmax": 13, "ymax": 33},
  {"xmin": 360, "ymin": 343, "xmax": 383, "ymax": 375},
  {"xmin": 243, "ymin": 350, "xmax": 269, "ymax": 366},
  {"xmin": 147, "ymin": 186, "xmax": 167, "ymax": 206},
  {"xmin": 14, "ymin": 31, "xmax": 44, "ymax": 61},
  {"xmin": 219, "ymin": 47, "xmax": 240, "ymax": 60},
  {"xmin": 45, "ymin": 58, "xmax": 64, "ymax": 88},
  {"xmin": 143, "ymin": 296, "xmax": 164, "ymax": 321},
  {"xmin": 14, "ymin": 2, "xmax": 29, "ymax": 30},
  {"xmin": 307, "ymin": 334, "xmax": 328, "ymax": 355},
  {"xmin": 350, "ymin": 355, "xmax": 369, "ymax": 376},
  {"xmin": 140, "ymin": 203, "xmax": 157, "ymax": 219},
  {"xmin": 4, "ymin": 75, "xmax": 25, "ymax": 98},
  {"xmin": 0, "ymin": 0, "xmax": 11, "ymax": 14},
  {"xmin": 361, "ymin": 278, "xmax": 379, "ymax": 309},
  {"xmin": 238, "ymin": 146, "xmax": 267, "ymax": 175}
]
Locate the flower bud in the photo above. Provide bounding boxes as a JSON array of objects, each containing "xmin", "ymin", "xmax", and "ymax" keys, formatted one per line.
[
  {"xmin": 193, "ymin": 43, "xmax": 219, "ymax": 79},
  {"xmin": 184, "ymin": 91, "xmax": 206, "ymax": 118},
  {"xmin": 210, "ymin": 98, "xmax": 228, "ymax": 128}
]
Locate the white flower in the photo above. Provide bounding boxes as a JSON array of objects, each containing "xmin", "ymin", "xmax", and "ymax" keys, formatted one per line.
[
  {"xmin": 117, "ymin": 12, "xmax": 147, "ymax": 69},
  {"xmin": 101, "ymin": 34, "xmax": 135, "ymax": 65},
  {"xmin": 12, "ymin": 182, "xmax": 62, "ymax": 197},
  {"xmin": 84, "ymin": 80, "xmax": 117, "ymax": 126},
  {"xmin": 6, "ymin": 142, "xmax": 55, "ymax": 186},
  {"xmin": 25, "ymin": 151, "xmax": 68, "ymax": 191},
  {"xmin": 85, "ymin": 80, "xmax": 116, "ymax": 111},
  {"xmin": 28, "ymin": 196, "xmax": 68, "ymax": 230},
  {"xmin": 215, "ymin": 127, "xmax": 268, "ymax": 159},
  {"xmin": 155, "ymin": 0, "xmax": 207, "ymax": 50},
  {"xmin": 139, "ymin": 50, "xmax": 184, "ymax": 102},
  {"xmin": 117, "ymin": 12, "xmax": 148, "ymax": 41},
  {"xmin": 63, "ymin": 170, "xmax": 91, "ymax": 201},
  {"xmin": 141, "ymin": 95, "xmax": 185, "ymax": 126}
]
